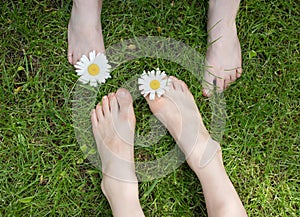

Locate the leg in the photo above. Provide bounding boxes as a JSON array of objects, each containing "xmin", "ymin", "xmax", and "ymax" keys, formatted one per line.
[
  {"xmin": 68, "ymin": 0, "xmax": 105, "ymax": 65},
  {"xmin": 91, "ymin": 89, "xmax": 144, "ymax": 217},
  {"xmin": 146, "ymin": 77, "xmax": 247, "ymax": 217},
  {"xmin": 203, "ymin": 0, "xmax": 242, "ymax": 96}
]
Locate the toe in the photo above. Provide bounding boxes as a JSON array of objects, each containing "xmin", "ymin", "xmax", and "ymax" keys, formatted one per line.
[
  {"xmin": 202, "ymin": 80, "xmax": 214, "ymax": 97},
  {"xmin": 91, "ymin": 109, "xmax": 98, "ymax": 126},
  {"xmin": 116, "ymin": 88, "xmax": 133, "ymax": 113},
  {"xmin": 202, "ymin": 88, "xmax": 212, "ymax": 97},
  {"xmin": 202, "ymin": 72, "xmax": 214, "ymax": 97},
  {"xmin": 230, "ymin": 73, "xmax": 237, "ymax": 85},
  {"xmin": 68, "ymin": 53, "xmax": 73, "ymax": 65},
  {"xmin": 178, "ymin": 80, "xmax": 188, "ymax": 92},
  {"xmin": 236, "ymin": 67, "xmax": 242, "ymax": 78},
  {"xmin": 102, "ymin": 95, "xmax": 110, "ymax": 116},
  {"xmin": 171, "ymin": 77, "xmax": 182, "ymax": 91},
  {"xmin": 95, "ymin": 103, "xmax": 104, "ymax": 120},
  {"xmin": 109, "ymin": 93, "xmax": 118, "ymax": 115},
  {"xmin": 224, "ymin": 78, "xmax": 231, "ymax": 89},
  {"xmin": 215, "ymin": 78, "xmax": 225, "ymax": 93},
  {"xmin": 72, "ymin": 51, "xmax": 81, "ymax": 65},
  {"xmin": 167, "ymin": 77, "xmax": 175, "ymax": 91}
]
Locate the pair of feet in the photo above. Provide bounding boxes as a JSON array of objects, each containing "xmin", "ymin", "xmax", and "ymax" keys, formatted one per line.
[
  {"xmin": 91, "ymin": 76, "xmax": 223, "ymax": 216},
  {"xmin": 68, "ymin": 0, "xmax": 242, "ymax": 97}
]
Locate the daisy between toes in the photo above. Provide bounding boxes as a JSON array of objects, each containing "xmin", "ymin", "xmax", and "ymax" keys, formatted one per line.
[
  {"xmin": 138, "ymin": 68, "xmax": 170, "ymax": 100},
  {"xmin": 75, "ymin": 50, "xmax": 111, "ymax": 87}
]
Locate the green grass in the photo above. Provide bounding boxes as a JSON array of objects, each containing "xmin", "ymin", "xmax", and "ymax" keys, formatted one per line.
[{"xmin": 0, "ymin": 0, "xmax": 299, "ymax": 216}]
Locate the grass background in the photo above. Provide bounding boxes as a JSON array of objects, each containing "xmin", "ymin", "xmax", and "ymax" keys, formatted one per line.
[{"xmin": 0, "ymin": 0, "xmax": 299, "ymax": 216}]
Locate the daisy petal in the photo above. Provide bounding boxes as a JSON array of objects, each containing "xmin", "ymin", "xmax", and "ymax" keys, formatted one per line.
[
  {"xmin": 138, "ymin": 68, "xmax": 169, "ymax": 100},
  {"xmin": 79, "ymin": 76, "xmax": 89, "ymax": 84},
  {"xmin": 74, "ymin": 52, "xmax": 111, "ymax": 87},
  {"xmin": 89, "ymin": 51, "xmax": 96, "ymax": 61},
  {"xmin": 149, "ymin": 92, "xmax": 155, "ymax": 100},
  {"xmin": 90, "ymin": 81, "xmax": 98, "ymax": 87}
]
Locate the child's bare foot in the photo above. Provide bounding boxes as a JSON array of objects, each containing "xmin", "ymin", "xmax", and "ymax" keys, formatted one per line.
[
  {"xmin": 68, "ymin": 0, "xmax": 105, "ymax": 65},
  {"xmin": 145, "ymin": 76, "xmax": 221, "ymax": 169},
  {"xmin": 91, "ymin": 89, "xmax": 144, "ymax": 217},
  {"xmin": 203, "ymin": 0, "xmax": 242, "ymax": 97}
]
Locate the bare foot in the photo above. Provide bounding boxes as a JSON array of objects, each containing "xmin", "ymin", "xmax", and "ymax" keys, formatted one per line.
[
  {"xmin": 145, "ymin": 77, "xmax": 246, "ymax": 217},
  {"xmin": 68, "ymin": 0, "xmax": 105, "ymax": 65},
  {"xmin": 91, "ymin": 88, "xmax": 144, "ymax": 217},
  {"xmin": 145, "ymin": 76, "xmax": 221, "ymax": 169},
  {"xmin": 203, "ymin": 0, "xmax": 242, "ymax": 96}
]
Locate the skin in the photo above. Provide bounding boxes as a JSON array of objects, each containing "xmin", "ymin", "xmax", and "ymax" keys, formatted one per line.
[
  {"xmin": 68, "ymin": 0, "xmax": 104, "ymax": 65},
  {"xmin": 203, "ymin": 0, "xmax": 242, "ymax": 96},
  {"xmin": 91, "ymin": 89, "xmax": 144, "ymax": 217},
  {"xmin": 68, "ymin": 0, "xmax": 242, "ymax": 95},
  {"xmin": 91, "ymin": 77, "xmax": 247, "ymax": 217}
]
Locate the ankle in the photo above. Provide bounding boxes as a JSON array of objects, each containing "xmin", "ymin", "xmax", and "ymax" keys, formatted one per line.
[
  {"xmin": 187, "ymin": 145, "xmax": 223, "ymax": 176},
  {"xmin": 72, "ymin": 0, "xmax": 102, "ymax": 20},
  {"xmin": 73, "ymin": 0, "xmax": 101, "ymax": 8},
  {"xmin": 101, "ymin": 177, "xmax": 144, "ymax": 217},
  {"xmin": 208, "ymin": 0, "xmax": 240, "ymax": 29},
  {"xmin": 185, "ymin": 134, "xmax": 219, "ymax": 169},
  {"xmin": 190, "ymin": 152, "xmax": 224, "ymax": 180},
  {"xmin": 101, "ymin": 176, "xmax": 139, "ymax": 199}
]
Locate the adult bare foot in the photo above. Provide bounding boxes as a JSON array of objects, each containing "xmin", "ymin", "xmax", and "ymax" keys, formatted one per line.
[
  {"xmin": 145, "ymin": 76, "xmax": 221, "ymax": 168},
  {"xmin": 68, "ymin": 0, "xmax": 105, "ymax": 65},
  {"xmin": 145, "ymin": 77, "xmax": 247, "ymax": 216},
  {"xmin": 203, "ymin": 0, "xmax": 242, "ymax": 97},
  {"xmin": 91, "ymin": 88, "xmax": 144, "ymax": 217}
]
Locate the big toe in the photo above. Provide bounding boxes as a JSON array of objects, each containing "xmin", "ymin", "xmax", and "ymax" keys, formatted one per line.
[
  {"xmin": 68, "ymin": 52, "xmax": 73, "ymax": 65},
  {"xmin": 72, "ymin": 51, "xmax": 82, "ymax": 65},
  {"xmin": 115, "ymin": 88, "xmax": 135, "ymax": 144},
  {"xmin": 116, "ymin": 88, "xmax": 133, "ymax": 113}
]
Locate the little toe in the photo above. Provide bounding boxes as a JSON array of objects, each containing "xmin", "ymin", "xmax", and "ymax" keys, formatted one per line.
[
  {"xmin": 116, "ymin": 88, "xmax": 133, "ymax": 113},
  {"xmin": 202, "ymin": 79, "xmax": 214, "ymax": 97},
  {"xmin": 202, "ymin": 88, "xmax": 212, "ymax": 97},
  {"xmin": 202, "ymin": 74, "xmax": 215, "ymax": 97},
  {"xmin": 91, "ymin": 109, "xmax": 98, "ymax": 126},
  {"xmin": 236, "ymin": 67, "xmax": 242, "ymax": 78},
  {"xmin": 102, "ymin": 95, "xmax": 110, "ymax": 116}
]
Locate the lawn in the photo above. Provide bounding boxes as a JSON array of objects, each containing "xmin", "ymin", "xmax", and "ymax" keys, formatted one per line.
[{"xmin": 0, "ymin": 0, "xmax": 299, "ymax": 216}]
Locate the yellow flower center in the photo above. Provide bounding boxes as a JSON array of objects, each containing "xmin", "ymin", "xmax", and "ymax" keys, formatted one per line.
[
  {"xmin": 88, "ymin": 64, "xmax": 100, "ymax": 76},
  {"xmin": 150, "ymin": 79, "xmax": 160, "ymax": 90}
]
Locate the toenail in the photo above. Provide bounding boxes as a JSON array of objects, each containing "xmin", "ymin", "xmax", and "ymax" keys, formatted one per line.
[{"xmin": 117, "ymin": 90, "xmax": 126, "ymax": 97}]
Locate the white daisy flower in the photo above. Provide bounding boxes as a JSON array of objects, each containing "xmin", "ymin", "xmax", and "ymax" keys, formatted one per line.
[
  {"xmin": 138, "ymin": 68, "xmax": 169, "ymax": 100},
  {"xmin": 75, "ymin": 50, "xmax": 111, "ymax": 87}
]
